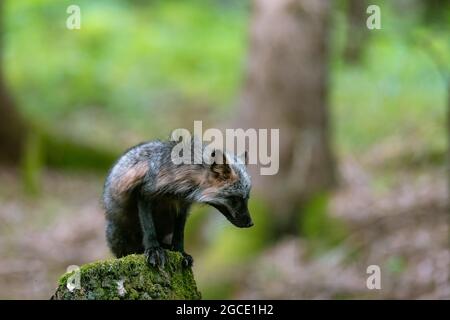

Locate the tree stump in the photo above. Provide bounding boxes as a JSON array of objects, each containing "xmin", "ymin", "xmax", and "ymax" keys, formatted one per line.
[{"xmin": 51, "ymin": 252, "xmax": 201, "ymax": 300}]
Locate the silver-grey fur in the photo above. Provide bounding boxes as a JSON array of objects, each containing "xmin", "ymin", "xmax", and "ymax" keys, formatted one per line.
[{"xmin": 102, "ymin": 138, "xmax": 253, "ymax": 268}]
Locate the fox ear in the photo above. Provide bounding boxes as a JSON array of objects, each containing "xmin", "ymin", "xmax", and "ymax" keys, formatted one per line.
[
  {"xmin": 210, "ymin": 149, "xmax": 232, "ymax": 179},
  {"xmin": 238, "ymin": 150, "xmax": 249, "ymax": 166}
]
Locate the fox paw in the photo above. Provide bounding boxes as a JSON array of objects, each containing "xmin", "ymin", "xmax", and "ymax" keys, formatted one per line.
[
  {"xmin": 145, "ymin": 247, "xmax": 167, "ymax": 268},
  {"xmin": 181, "ymin": 252, "xmax": 193, "ymax": 268}
]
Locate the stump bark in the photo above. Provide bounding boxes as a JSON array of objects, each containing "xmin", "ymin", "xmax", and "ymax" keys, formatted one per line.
[{"xmin": 51, "ymin": 252, "xmax": 201, "ymax": 300}]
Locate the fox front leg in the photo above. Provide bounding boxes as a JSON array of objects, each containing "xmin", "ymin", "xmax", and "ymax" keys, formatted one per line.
[
  {"xmin": 172, "ymin": 206, "xmax": 193, "ymax": 268},
  {"xmin": 137, "ymin": 198, "xmax": 167, "ymax": 268}
]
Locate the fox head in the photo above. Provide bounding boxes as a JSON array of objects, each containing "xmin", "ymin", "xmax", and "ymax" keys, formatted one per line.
[{"xmin": 199, "ymin": 149, "xmax": 253, "ymax": 228}]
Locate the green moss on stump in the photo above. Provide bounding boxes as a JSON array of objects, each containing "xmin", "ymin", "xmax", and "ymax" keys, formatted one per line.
[{"xmin": 51, "ymin": 252, "xmax": 201, "ymax": 300}]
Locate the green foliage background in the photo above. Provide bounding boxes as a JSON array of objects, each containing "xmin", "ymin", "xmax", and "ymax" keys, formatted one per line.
[{"xmin": 3, "ymin": 0, "xmax": 448, "ymax": 298}]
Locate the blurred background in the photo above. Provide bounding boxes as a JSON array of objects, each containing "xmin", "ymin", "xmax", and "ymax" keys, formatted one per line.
[{"xmin": 0, "ymin": 0, "xmax": 448, "ymax": 299}]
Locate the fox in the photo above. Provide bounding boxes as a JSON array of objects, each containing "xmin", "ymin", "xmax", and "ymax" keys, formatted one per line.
[{"xmin": 102, "ymin": 138, "xmax": 253, "ymax": 268}]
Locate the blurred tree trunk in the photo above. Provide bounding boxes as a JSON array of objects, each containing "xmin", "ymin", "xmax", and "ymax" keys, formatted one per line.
[
  {"xmin": 0, "ymin": 78, "xmax": 26, "ymax": 163},
  {"xmin": 0, "ymin": 0, "xmax": 27, "ymax": 163},
  {"xmin": 417, "ymin": 0, "xmax": 450, "ymax": 222},
  {"xmin": 0, "ymin": 0, "xmax": 117, "ymax": 179},
  {"xmin": 447, "ymin": 81, "xmax": 449, "ymax": 214},
  {"xmin": 236, "ymin": 0, "xmax": 335, "ymax": 236},
  {"xmin": 343, "ymin": 0, "xmax": 368, "ymax": 64}
]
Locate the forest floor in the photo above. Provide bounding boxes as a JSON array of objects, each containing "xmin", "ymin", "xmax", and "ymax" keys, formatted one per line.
[
  {"xmin": 0, "ymin": 147, "xmax": 448, "ymax": 299},
  {"xmin": 0, "ymin": 168, "xmax": 108, "ymax": 299},
  {"xmin": 238, "ymin": 151, "xmax": 449, "ymax": 299}
]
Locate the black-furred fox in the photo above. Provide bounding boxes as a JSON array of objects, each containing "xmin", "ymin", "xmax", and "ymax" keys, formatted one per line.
[{"xmin": 102, "ymin": 138, "xmax": 252, "ymax": 268}]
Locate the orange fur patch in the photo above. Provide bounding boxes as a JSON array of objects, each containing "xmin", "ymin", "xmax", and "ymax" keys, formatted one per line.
[
  {"xmin": 156, "ymin": 164, "xmax": 238, "ymax": 197},
  {"xmin": 210, "ymin": 166, "xmax": 238, "ymax": 184},
  {"xmin": 114, "ymin": 161, "xmax": 148, "ymax": 195},
  {"xmin": 198, "ymin": 169, "xmax": 238, "ymax": 199}
]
